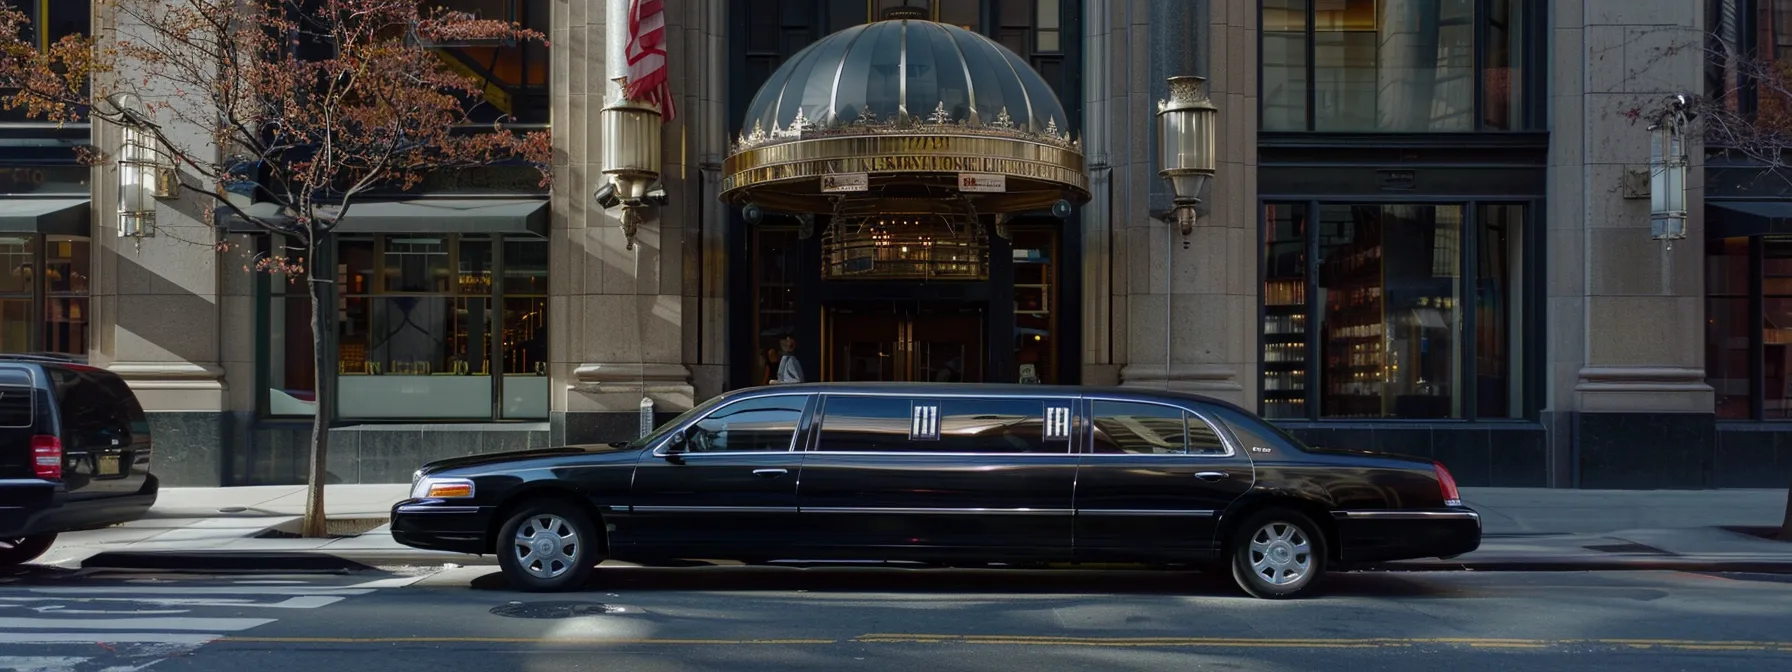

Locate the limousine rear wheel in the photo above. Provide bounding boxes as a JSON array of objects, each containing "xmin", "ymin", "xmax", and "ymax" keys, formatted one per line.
[
  {"xmin": 1229, "ymin": 508, "xmax": 1326, "ymax": 599},
  {"xmin": 497, "ymin": 501, "xmax": 600, "ymax": 592}
]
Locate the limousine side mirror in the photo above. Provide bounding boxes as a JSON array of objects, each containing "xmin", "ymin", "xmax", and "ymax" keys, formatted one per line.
[{"xmin": 663, "ymin": 430, "xmax": 689, "ymax": 457}]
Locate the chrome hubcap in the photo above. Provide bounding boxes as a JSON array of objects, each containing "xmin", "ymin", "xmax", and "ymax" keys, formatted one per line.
[
  {"xmin": 512, "ymin": 514, "xmax": 581, "ymax": 580},
  {"xmin": 1247, "ymin": 521, "xmax": 1312, "ymax": 585}
]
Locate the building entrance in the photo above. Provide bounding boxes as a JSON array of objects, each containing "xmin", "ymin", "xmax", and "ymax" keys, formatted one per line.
[{"xmin": 823, "ymin": 301, "xmax": 985, "ymax": 383}]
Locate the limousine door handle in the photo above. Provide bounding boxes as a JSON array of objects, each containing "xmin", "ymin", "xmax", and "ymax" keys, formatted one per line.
[
  {"xmin": 1194, "ymin": 471, "xmax": 1228, "ymax": 481},
  {"xmin": 752, "ymin": 468, "xmax": 789, "ymax": 478}
]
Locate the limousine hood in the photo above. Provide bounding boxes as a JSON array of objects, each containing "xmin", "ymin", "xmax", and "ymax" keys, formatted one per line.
[{"xmin": 416, "ymin": 442, "xmax": 636, "ymax": 476}]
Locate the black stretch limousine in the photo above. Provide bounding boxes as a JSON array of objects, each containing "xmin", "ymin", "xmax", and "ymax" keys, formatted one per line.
[{"xmin": 390, "ymin": 383, "xmax": 1480, "ymax": 599}]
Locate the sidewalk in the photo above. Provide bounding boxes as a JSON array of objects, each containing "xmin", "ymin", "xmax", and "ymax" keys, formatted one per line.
[{"xmin": 31, "ymin": 485, "xmax": 1792, "ymax": 574}]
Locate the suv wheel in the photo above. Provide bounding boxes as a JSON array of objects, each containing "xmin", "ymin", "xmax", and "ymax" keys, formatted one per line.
[
  {"xmin": 496, "ymin": 500, "xmax": 601, "ymax": 592},
  {"xmin": 1229, "ymin": 509, "xmax": 1326, "ymax": 599},
  {"xmin": 0, "ymin": 534, "xmax": 57, "ymax": 566}
]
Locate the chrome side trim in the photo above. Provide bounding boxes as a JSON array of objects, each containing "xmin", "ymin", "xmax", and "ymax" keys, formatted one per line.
[
  {"xmin": 1333, "ymin": 510, "xmax": 1482, "ymax": 521},
  {"xmin": 0, "ymin": 478, "xmax": 52, "ymax": 486},
  {"xmin": 394, "ymin": 505, "xmax": 481, "ymax": 515},
  {"xmin": 801, "ymin": 507, "xmax": 1071, "ymax": 516},
  {"xmin": 804, "ymin": 451, "xmax": 1079, "ymax": 457},
  {"xmin": 1076, "ymin": 509, "xmax": 1216, "ymax": 517},
  {"xmin": 629, "ymin": 506, "xmax": 798, "ymax": 514}
]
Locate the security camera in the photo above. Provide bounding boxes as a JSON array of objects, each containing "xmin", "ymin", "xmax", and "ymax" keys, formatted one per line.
[
  {"xmin": 742, "ymin": 203, "xmax": 763, "ymax": 224},
  {"xmin": 593, "ymin": 182, "xmax": 620, "ymax": 209},
  {"xmin": 645, "ymin": 184, "xmax": 669, "ymax": 206}
]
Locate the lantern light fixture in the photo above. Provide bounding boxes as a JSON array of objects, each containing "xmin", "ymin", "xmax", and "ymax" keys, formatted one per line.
[
  {"xmin": 597, "ymin": 77, "xmax": 666, "ymax": 251},
  {"xmin": 106, "ymin": 92, "xmax": 180, "ymax": 240},
  {"xmin": 1648, "ymin": 93, "xmax": 1694, "ymax": 250},
  {"xmin": 1155, "ymin": 75, "xmax": 1219, "ymax": 236}
]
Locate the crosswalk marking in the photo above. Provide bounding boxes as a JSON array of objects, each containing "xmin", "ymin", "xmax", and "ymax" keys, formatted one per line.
[{"xmin": 0, "ymin": 576, "xmax": 376, "ymax": 671}]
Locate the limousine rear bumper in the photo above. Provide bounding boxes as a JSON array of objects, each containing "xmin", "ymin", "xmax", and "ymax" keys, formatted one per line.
[
  {"xmin": 1330, "ymin": 507, "xmax": 1482, "ymax": 565},
  {"xmin": 389, "ymin": 499, "xmax": 493, "ymax": 555}
]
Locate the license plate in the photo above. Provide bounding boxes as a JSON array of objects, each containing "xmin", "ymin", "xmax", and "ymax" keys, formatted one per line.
[{"xmin": 97, "ymin": 455, "xmax": 120, "ymax": 476}]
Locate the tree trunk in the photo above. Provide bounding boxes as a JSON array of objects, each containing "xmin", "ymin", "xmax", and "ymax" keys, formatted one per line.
[
  {"xmin": 1780, "ymin": 480, "xmax": 1792, "ymax": 541},
  {"xmin": 301, "ymin": 231, "xmax": 332, "ymax": 538}
]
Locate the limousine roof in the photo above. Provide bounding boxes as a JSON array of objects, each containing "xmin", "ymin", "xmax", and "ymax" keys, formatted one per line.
[{"xmin": 723, "ymin": 382, "xmax": 1255, "ymax": 416}]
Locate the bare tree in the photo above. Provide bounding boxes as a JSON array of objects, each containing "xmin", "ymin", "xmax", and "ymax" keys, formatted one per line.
[{"xmin": 0, "ymin": 0, "xmax": 552, "ymax": 537}]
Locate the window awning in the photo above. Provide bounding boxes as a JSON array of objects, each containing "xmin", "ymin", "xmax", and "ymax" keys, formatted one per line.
[
  {"xmin": 0, "ymin": 198, "xmax": 90, "ymax": 237},
  {"xmin": 1708, "ymin": 201, "xmax": 1792, "ymax": 239},
  {"xmin": 217, "ymin": 199, "xmax": 550, "ymax": 237}
]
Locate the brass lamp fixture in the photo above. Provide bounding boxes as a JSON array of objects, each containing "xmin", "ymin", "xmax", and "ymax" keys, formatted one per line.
[
  {"xmin": 596, "ymin": 77, "xmax": 668, "ymax": 251},
  {"xmin": 107, "ymin": 92, "xmax": 179, "ymax": 239},
  {"xmin": 1155, "ymin": 75, "xmax": 1219, "ymax": 236},
  {"xmin": 1648, "ymin": 93, "xmax": 1694, "ymax": 250}
]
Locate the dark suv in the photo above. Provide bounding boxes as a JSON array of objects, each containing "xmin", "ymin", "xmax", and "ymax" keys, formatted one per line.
[{"xmin": 1, "ymin": 354, "xmax": 158, "ymax": 566}]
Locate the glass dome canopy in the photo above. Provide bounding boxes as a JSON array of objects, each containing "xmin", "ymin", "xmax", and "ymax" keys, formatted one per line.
[{"xmin": 720, "ymin": 16, "xmax": 1088, "ymax": 216}]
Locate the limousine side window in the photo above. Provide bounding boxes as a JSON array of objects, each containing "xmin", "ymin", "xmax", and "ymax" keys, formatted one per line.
[
  {"xmin": 1090, "ymin": 400, "xmax": 1229, "ymax": 456},
  {"xmin": 681, "ymin": 396, "xmax": 806, "ymax": 453},
  {"xmin": 816, "ymin": 395, "xmax": 1067, "ymax": 454}
]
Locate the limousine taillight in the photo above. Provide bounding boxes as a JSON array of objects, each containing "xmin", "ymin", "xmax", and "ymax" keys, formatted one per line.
[{"xmin": 1434, "ymin": 461, "xmax": 1462, "ymax": 507}]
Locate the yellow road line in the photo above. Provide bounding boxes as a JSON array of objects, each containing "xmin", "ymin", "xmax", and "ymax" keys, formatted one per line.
[{"xmin": 212, "ymin": 634, "xmax": 1792, "ymax": 652}]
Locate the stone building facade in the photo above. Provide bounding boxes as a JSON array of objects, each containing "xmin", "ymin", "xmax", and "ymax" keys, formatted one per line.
[{"xmin": 3, "ymin": 0, "xmax": 1787, "ymax": 490}]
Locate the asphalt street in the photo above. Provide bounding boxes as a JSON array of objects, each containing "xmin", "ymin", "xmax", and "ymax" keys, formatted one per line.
[{"xmin": 2, "ymin": 563, "xmax": 1790, "ymax": 671}]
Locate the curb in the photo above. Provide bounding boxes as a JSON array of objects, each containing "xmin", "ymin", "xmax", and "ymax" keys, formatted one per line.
[
  {"xmin": 1367, "ymin": 557, "xmax": 1792, "ymax": 574},
  {"xmin": 83, "ymin": 550, "xmax": 372, "ymax": 573}
]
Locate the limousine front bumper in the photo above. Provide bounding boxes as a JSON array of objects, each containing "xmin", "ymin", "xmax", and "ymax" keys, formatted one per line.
[
  {"xmin": 1330, "ymin": 507, "xmax": 1483, "ymax": 565},
  {"xmin": 389, "ymin": 499, "xmax": 494, "ymax": 555}
]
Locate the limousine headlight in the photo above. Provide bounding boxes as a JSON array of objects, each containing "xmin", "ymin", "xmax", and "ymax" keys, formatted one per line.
[{"xmin": 411, "ymin": 477, "xmax": 475, "ymax": 499}]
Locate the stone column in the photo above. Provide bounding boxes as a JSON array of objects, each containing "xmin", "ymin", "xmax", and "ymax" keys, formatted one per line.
[
  {"xmin": 1098, "ymin": 0, "xmax": 1257, "ymax": 408},
  {"xmin": 547, "ymin": 0, "xmax": 695, "ymax": 445},
  {"xmin": 1550, "ymin": 1, "xmax": 1712, "ymax": 487},
  {"xmin": 89, "ymin": 2, "xmax": 233, "ymax": 486}
]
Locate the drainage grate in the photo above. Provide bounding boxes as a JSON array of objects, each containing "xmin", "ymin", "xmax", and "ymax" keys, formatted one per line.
[
  {"xmin": 1583, "ymin": 542, "xmax": 1675, "ymax": 556},
  {"xmin": 489, "ymin": 601, "xmax": 629, "ymax": 619}
]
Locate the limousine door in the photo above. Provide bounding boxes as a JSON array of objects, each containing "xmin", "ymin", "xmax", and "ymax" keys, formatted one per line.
[
  {"xmin": 794, "ymin": 393, "xmax": 1080, "ymax": 561},
  {"xmin": 1072, "ymin": 397, "xmax": 1255, "ymax": 561},
  {"xmin": 623, "ymin": 393, "xmax": 813, "ymax": 559}
]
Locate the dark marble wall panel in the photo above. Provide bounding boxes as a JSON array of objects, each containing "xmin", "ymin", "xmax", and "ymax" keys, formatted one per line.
[
  {"xmin": 1575, "ymin": 413, "xmax": 1716, "ymax": 489},
  {"xmin": 145, "ymin": 412, "xmax": 225, "ymax": 487},
  {"xmin": 553, "ymin": 411, "xmax": 681, "ymax": 447},
  {"xmin": 1489, "ymin": 427, "xmax": 1548, "ymax": 487},
  {"xmin": 1714, "ymin": 425, "xmax": 1792, "ymax": 489}
]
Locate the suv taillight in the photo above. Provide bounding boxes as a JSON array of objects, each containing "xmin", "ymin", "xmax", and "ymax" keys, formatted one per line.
[
  {"xmin": 31, "ymin": 434, "xmax": 61, "ymax": 480},
  {"xmin": 1434, "ymin": 460, "xmax": 1461, "ymax": 507}
]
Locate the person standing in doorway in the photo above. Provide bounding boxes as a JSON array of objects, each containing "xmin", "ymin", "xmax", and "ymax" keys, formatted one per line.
[{"xmin": 775, "ymin": 335, "xmax": 805, "ymax": 383}]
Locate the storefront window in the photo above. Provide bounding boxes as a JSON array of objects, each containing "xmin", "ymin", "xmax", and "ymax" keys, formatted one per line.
[
  {"xmin": 0, "ymin": 234, "xmax": 89, "ymax": 356},
  {"xmin": 1765, "ymin": 241, "xmax": 1792, "ymax": 419},
  {"xmin": 1261, "ymin": 202, "xmax": 1525, "ymax": 420},
  {"xmin": 1476, "ymin": 204, "xmax": 1523, "ymax": 418},
  {"xmin": 264, "ymin": 233, "xmax": 548, "ymax": 420},
  {"xmin": 1261, "ymin": 203, "xmax": 1309, "ymax": 419},
  {"xmin": 0, "ymin": 0, "xmax": 92, "ymax": 123},
  {"xmin": 501, "ymin": 239, "xmax": 548, "ymax": 418},
  {"xmin": 423, "ymin": 0, "xmax": 550, "ymax": 124},
  {"xmin": 1261, "ymin": 0, "xmax": 1531, "ymax": 132}
]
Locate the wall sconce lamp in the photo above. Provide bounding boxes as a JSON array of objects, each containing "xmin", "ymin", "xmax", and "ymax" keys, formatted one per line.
[
  {"xmin": 1155, "ymin": 75, "xmax": 1218, "ymax": 236},
  {"xmin": 107, "ymin": 93, "xmax": 180, "ymax": 240},
  {"xmin": 1649, "ymin": 93, "xmax": 1695, "ymax": 250},
  {"xmin": 598, "ymin": 78, "xmax": 665, "ymax": 250}
]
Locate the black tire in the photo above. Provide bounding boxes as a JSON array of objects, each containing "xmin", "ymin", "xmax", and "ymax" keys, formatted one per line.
[
  {"xmin": 1228, "ymin": 508, "xmax": 1326, "ymax": 599},
  {"xmin": 495, "ymin": 500, "xmax": 602, "ymax": 592},
  {"xmin": 0, "ymin": 534, "xmax": 57, "ymax": 566}
]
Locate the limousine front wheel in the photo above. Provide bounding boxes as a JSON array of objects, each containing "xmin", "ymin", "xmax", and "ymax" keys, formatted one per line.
[
  {"xmin": 1229, "ymin": 509, "xmax": 1326, "ymax": 599},
  {"xmin": 497, "ymin": 501, "xmax": 600, "ymax": 592}
]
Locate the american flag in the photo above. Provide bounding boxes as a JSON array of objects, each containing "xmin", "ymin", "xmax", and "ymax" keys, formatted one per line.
[{"xmin": 624, "ymin": 0, "xmax": 676, "ymax": 122}]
